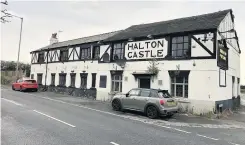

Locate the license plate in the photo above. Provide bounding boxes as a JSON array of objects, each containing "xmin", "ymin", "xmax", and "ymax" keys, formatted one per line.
[{"xmin": 167, "ymin": 102, "xmax": 176, "ymax": 106}]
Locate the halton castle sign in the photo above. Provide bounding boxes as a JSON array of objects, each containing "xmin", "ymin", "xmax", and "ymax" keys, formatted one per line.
[{"xmin": 125, "ymin": 39, "xmax": 167, "ymax": 60}]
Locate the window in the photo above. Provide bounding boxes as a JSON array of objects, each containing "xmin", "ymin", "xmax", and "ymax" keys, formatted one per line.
[
  {"xmin": 232, "ymin": 76, "xmax": 235, "ymax": 97},
  {"xmin": 91, "ymin": 73, "xmax": 96, "ymax": 88},
  {"xmin": 140, "ymin": 89, "xmax": 150, "ymax": 97},
  {"xmin": 237, "ymin": 78, "xmax": 240, "ymax": 96},
  {"xmin": 128, "ymin": 89, "xmax": 140, "ymax": 96},
  {"xmin": 92, "ymin": 46, "xmax": 100, "ymax": 59},
  {"xmin": 31, "ymin": 74, "xmax": 34, "ymax": 79},
  {"xmin": 99, "ymin": 75, "xmax": 107, "ymax": 88},
  {"xmin": 80, "ymin": 73, "xmax": 87, "ymax": 89},
  {"xmin": 70, "ymin": 73, "xmax": 76, "ymax": 87},
  {"xmin": 38, "ymin": 52, "xmax": 44, "ymax": 63},
  {"xmin": 80, "ymin": 48, "xmax": 91, "ymax": 59},
  {"xmin": 37, "ymin": 73, "xmax": 43, "ymax": 85},
  {"xmin": 171, "ymin": 36, "xmax": 189, "ymax": 58},
  {"xmin": 113, "ymin": 43, "xmax": 124, "ymax": 60},
  {"xmin": 111, "ymin": 74, "xmax": 122, "ymax": 92},
  {"xmin": 51, "ymin": 73, "xmax": 55, "ymax": 86},
  {"xmin": 171, "ymin": 73, "xmax": 189, "ymax": 98},
  {"xmin": 59, "ymin": 73, "xmax": 66, "ymax": 86},
  {"xmin": 60, "ymin": 49, "xmax": 68, "ymax": 61}
]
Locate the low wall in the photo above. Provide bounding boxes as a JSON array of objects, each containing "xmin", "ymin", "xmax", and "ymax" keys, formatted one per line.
[
  {"xmin": 176, "ymin": 98, "xmax": 215, "ymax": 115},
  {"xmin": 38, "ymin": 85, "xmax": 97, "ymax": 99}
]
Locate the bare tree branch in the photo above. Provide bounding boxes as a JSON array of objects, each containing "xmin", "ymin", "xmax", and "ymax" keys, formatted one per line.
[{"xmin": 1, "ymin": 0, "xmax": 8, "ymax": 5}]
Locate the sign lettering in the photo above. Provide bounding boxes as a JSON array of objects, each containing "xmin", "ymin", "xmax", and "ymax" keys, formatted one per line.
[
  {"xmin": 125, "ymin": 39, "xmax": 167, "ymax": 60},
  {"xmin": 217, "ymin": 43, "xmax": 228, "ymax": 70}
]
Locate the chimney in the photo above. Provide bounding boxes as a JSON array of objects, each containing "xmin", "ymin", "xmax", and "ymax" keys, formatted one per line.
[{"xmin": 50, "ymin": 33, "xmax": 58, "ymax": 45}]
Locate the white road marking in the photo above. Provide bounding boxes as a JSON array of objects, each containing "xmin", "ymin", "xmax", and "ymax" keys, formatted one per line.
[
  {"xmin": 197, "ymin": 134, "xmax": 219, "ymax": 141},
  {"xmin": 39, "ymin": 96, "xmax": 191, "ymax": 133},
  {"xmin": 33, "ymin": 110, "xmax": 76, "ymax": 128},
  {"xmin": 1, "ymin": 98, "xmax": 24, "ymax": 106},
  {"xmin": 110, "ymin": 142, "xmax": 120, "ymax": 145},
  {"xmin": 173, "ymin": 128, "xmax": 191, "ymax": 134},
  {"xmin": 229, "ymin": 142, "xmax": 240, "ymax": 145}
]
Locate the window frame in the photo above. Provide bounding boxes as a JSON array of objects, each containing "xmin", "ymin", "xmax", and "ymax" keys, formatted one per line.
[
  {"xmin": 59, "ymin": 73, "xmax": 67, "ymax": 87},
  {"xmin": 31, "ymin": 74, "xmax": 34, "ymax": 79},
  {"xmin": 80, "ymin": 47, "xmax": 91, "ymax": 60},
  {"xmin": 170, "ymin": 73, "xmax": 189, "ymax": 98},
  {"xmin": 70, "ymin": 73, "xmax": 76, "ymax": 88},
  {"xmin": 92, "ymin": 46, "xmax": 100, "ymax": 60},
  {"xmin": 38, "ymin": 52, "xmax": 45, "ymax": 63},
  {"xmin": 99, "ymin": 75, "xmax": 107, "ymax": 88},
  {"xmin": 112, "ymin": 43, "xmax": 124, "ymax": 60},
  {"xmin": 170, "ymin": 35, "xmax": 190, "ymax": 59},
  {"xmin": 59, "ymin": 49, "xmax": 68, "ymax": 62},
  {"xmin": 51, "ymin": 73, "xmax": 56, "ymax": 86},
  {"xmin": 111, "ymin": 74, "xmax": 122, "ymax": 92},
  {"xmin": 80, "ymin": 73, "xmax": 88, "ymax": 89},
  {"xmin": 91, "ymin": 73, "xmax": 96, "ymax": 88},
  {"xmin": 37, "ymin": 73, "xmax": 43, "ymax": 85}
]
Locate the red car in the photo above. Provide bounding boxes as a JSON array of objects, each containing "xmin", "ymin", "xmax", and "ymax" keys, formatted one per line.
[{"xmin": 12, "ymin": 78, "xmax": 38, "ymax": 92}]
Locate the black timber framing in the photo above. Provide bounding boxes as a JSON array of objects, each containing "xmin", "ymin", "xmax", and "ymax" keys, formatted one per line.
[
  {"xmin": 68, "ymin": 47, "xmax": 74, "ymax": 60},
  {"xmin": 191, "ymin": 35, "xmax": 214, "ymax": 57},
  {"xmin": 31, "ymin": 29, "xmax": 218, "ymax": 64}
]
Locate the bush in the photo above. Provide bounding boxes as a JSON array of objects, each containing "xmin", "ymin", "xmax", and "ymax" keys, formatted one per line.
[{"xmin": 1, "ymin": 75, "xmax": 16, "ymax": 85}]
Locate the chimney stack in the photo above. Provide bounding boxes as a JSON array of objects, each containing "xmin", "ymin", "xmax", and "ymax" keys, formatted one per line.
[{"xmin": 50, "ymin": 33, "xmax": 58, "ymax": 45}]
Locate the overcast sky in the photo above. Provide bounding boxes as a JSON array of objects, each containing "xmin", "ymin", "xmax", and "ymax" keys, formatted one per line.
[{"xmin": 1, "ymin": 0, "xmax": 245, "ymax": 83}]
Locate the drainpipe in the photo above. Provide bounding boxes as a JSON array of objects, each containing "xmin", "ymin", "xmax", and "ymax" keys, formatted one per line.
[{"xmin": 44, "ymin": 49, "xmax": 49, "ymax": 91}]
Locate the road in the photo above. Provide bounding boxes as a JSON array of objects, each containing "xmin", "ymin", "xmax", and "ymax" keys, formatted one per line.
[{"xmin": 1, "ymin": 88, "xmax": 244, "ymax": 145}]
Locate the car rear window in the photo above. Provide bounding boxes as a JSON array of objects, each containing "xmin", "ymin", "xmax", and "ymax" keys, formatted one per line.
[
  {"xmin": 24, "ymin": 80, "xmax": 36, "ymax": 83},
  {"xmin": 158, "ymin": 91, "xmax": 172, "ymax": 98}
]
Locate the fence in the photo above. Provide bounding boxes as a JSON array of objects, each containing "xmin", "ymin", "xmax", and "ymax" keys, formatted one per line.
[{"xmin": 1, "ymin": 70, "xmax": 25, "ymax": 85}]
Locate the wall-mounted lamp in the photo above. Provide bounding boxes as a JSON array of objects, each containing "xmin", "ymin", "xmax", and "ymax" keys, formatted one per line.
[
  {"xmin": 128, "ymin": 38, "xmax": 134, "ymax": 42},
  {"xmin": 147, "ymin": 34, "xmax": 153, "ymax": 39}
]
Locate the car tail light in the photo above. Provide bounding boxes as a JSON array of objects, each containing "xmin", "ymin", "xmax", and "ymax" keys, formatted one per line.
[{"xmin": 159, "ymin": 100, "xmax": 165, "ymax": 105}]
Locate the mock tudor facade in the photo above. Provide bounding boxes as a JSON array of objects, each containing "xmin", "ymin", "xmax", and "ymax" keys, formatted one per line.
[{"xmin": 30, "ymin": 9, "xmax": 241, "ymax": 114}]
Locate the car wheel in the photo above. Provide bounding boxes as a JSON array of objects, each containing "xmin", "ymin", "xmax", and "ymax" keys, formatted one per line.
[
  {"xmin": 20, "ymin": 86, "xmax": 23, "ymax": 92},
  {"xmin": 12, "ymin": 85, "xmax": 15, "ymax": 91},
  {"xmin": 112, "ymin": 99, "xmax": 122, "ymax": 111},
  {"xmin": 146, "ymin": 106, "xmax": 158, "ymax": 119}
]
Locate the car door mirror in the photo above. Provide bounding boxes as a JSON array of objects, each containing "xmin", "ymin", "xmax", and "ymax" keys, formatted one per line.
[{"xmin": 126, "ymin": 93, "xmax": 129, "ymax": 97}]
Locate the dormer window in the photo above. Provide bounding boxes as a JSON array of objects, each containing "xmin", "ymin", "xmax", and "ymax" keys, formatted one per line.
[
  {"xmin": 80, "ymin": 47, "xmax": 91, "ymax": 59},
  {"xmin": 171, "ymin": 36, "xmax": 189, "ymax": 58},
  {"xmin": 113, "ymin": 43, "xmax": 124, "ymax": 60}
]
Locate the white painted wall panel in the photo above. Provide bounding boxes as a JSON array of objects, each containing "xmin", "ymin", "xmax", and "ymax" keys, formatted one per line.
[
  {"xmin": 74, "ymin": 47, "xmax": 80, "ymax": 60},
  {"xmin": 219, "ymin": 69, "xmax": 226, "ymax": 86},
  {"xmin": 191, "ymin": 33, "xmax": 213, "ymax": 57},
  {"xmin": 218, "ymin": 12, "xmax": 239, "ymax": 51},
  {"xmin": 68, "ymin": 48, "xmax": 73, "ymax": 60}
]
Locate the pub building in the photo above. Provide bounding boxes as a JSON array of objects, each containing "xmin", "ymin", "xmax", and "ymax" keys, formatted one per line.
[{"xmin": 30, "ymin": 9, "xmax": 241, "ymax": 114}]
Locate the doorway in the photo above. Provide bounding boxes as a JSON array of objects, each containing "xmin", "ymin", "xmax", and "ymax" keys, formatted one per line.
[{"xmin": 138, "ymin": 78, "xmax": 151, "ymax": 88}]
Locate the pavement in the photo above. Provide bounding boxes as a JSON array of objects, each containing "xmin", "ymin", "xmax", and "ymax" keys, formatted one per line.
[{"xmin": 1, "ymin": 86, "xmax": 245, "ymax": 145}]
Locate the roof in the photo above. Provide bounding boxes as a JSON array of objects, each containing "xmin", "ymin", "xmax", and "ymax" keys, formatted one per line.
[
  {"xmin": 31, "ymin": 30, "xmax": 122, "ymax": 52},
  {"xmin": 104, "ymin": 9, "xmax": 231, "ymax": 42}
]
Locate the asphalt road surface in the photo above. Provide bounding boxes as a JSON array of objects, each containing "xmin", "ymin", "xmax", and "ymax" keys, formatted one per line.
[{"xmin": 1, "ymin": 88, "xmax": 244, "ymax": 145}]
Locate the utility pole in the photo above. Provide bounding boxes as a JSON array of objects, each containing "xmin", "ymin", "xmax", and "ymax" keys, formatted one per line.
[
  {"xmin": 1, "ymin": 1, "xmax": 24, "ymax": 80},
  {"xmin": 15, "ymin": 17, "xmax": 23, "ymax": 80}
]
